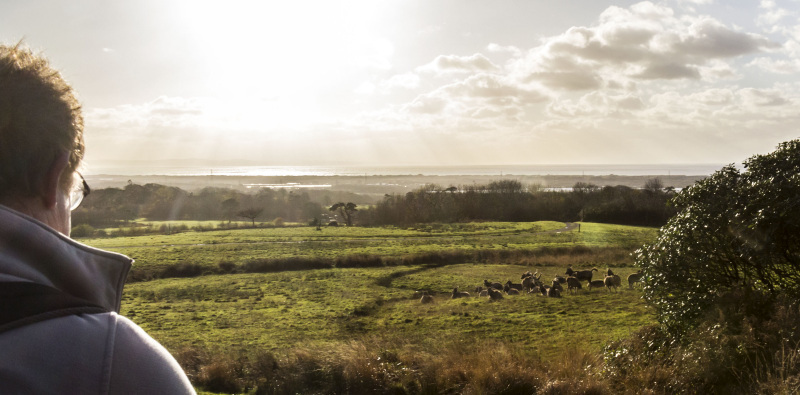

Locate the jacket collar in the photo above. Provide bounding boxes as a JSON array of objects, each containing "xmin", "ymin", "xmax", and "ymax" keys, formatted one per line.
[{"xmin": 0, "ymin": 204, "xmax": 132, "ymax": 312}]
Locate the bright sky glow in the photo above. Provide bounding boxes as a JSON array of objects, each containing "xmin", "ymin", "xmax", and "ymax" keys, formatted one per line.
[{"xmin": 2, "ymin": 0, "xmax": 798, "ymax": 167}]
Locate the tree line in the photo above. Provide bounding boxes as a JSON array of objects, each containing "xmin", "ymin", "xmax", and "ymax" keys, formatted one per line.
[
  {"xmin": 72, "ymin": 178, "xmax": 676, "ymax": 230},
  {"xmin": 359, "ymin": 179, "xmax": 676, "ymax": 227},
  {"xmin": 72, "ymin": 182, "xmax": 326, "ymax": 228}
]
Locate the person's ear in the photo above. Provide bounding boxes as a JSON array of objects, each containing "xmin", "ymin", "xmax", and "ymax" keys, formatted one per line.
[{"xmin": 41, "ymin": 151, "xmax": 70, "ymax": 209}]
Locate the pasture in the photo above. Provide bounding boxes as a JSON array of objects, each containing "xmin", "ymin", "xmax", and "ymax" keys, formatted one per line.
[
  {"xmin": 80, "ymin": 221, "xmax": 658, "ymax": 393},
  {"xmin": 81, "ymin": 221, "xmax": 655, "ymax": 281},
  {"xmin": 121, "ymin": 264, "xmax": 650, "ymax": 358}
]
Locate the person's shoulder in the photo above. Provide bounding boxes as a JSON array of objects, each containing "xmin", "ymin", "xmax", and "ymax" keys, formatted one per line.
[{"xmin": 108, "ymin": 314, "xmax": 196, "ymax": 394}]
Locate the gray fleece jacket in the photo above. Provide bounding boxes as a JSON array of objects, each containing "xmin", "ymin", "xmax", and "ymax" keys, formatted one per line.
[{"xmin": 0, "ymin": 205, "xmax": 195, "ymax": 394}]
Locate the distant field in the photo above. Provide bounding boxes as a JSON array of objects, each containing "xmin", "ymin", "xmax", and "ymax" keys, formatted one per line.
[{"xmin": 79, "ymin": 221, "xmax": 656, "ymax": 280}]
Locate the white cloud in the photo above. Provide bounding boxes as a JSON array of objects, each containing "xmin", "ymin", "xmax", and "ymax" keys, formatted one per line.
[
  {"xmin": 354, "ymin": 82, "xmax": 376, "ymax": 95},
  {"xmin": 379, "ymin": 72, "xmax": 421, "ymax": 91},
  {"xmin": 737, "ymin": 88, "xmax": 790, "ymax": 107},
  {"xmin": 547, "ymin": 92, "xmax": 645, "ymax": 118},
  {"xmin": 748, "ymin": 57, "xmax": 800, "ymax": 73},
  {"xmin": 513, "ymin": 3, "xmax": 776, "ymax": 91},
  {"xmin": 417, "ymin": 53, "xmax": 500, "ymax": 74},
  {"xmin": 79, "ymin": 1, "xmax": 800, "ymax": 166},
  {"xmin": 488, "ymin": 43, "xmax": 522, "ymax": 56}
]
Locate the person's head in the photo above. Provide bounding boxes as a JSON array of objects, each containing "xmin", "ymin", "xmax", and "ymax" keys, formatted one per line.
[{"xmin": 0, "ymin": 42, "xmax": 85, "ymax": 235}]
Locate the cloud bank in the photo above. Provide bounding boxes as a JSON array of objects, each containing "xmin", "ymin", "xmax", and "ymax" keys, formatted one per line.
[{"xmin": 85, "ymin": 1, "xmax": 800, "ymax": 166}]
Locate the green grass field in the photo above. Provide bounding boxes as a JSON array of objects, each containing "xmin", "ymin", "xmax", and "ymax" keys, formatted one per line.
[
  {"xmin": 121, "ymin": 264, "xmax": 650, "ymax": 359},
  {"xmin": 80, "ymin": 221, "xmax": 655, "ymax": 280},
  {"xmin": 80, "ymin": 221, "xmax": 658, "ymax": 393}
]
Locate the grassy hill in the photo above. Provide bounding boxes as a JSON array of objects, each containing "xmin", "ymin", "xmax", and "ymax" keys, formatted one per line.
[{"xmin": 80, "ymin": 221, "xmax": 657, "ymax": 393}]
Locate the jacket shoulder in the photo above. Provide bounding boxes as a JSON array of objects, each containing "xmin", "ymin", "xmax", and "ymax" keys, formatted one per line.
[{"xmin": 108, "ymin": 314, "xmax": 196, "ymax": 394}]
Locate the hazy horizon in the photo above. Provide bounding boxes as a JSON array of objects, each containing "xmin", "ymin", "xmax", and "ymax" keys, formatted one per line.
[
  {"xmin": 84, "ymin": 161, "xmax": 726, "ymax": 177},
  {"xmin": 3, "ymin": 1, "xmax": 799, "ymax": 167}
]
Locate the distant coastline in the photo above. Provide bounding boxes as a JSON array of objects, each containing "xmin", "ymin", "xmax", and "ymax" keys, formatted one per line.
[{"xmin": 84, "ymin": 163, "xmax": 725, "ymax": 178}]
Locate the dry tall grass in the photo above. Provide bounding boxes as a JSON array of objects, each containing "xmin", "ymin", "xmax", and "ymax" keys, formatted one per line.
[{"xmin": 173, "ymin": 290, "xmax": 800, "ymax": 394}]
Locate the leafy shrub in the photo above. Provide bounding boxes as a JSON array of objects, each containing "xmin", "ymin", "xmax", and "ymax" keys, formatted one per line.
[
  {"xmin": 243, "ymin": 257, "xmax": 333, "ymax": 273},
  {"xmin": 160, "ymin": 261, "xmax": 205, "ymax": 278},
  {"xmin": 335, "ymin": 255, "xmax": 384, "ymax": 268},
  {"xmin": 70, "ymin": 223, "xmax": 96, "ymax": 238},
  {"xmin": 217, "ymin": 260, "xmax": 237, "ymax": 274},
  {"xmin": 636, "ymin": 139, "xmax": 800, "ymax": 334},
  {"xmin": 604, "ymin": 290, "xmax": 800, "ymax": 393}
]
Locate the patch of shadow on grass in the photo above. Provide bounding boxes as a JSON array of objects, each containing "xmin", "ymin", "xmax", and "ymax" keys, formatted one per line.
[{"xmin": 375, "ymin": 264, "xmax": 445, "ymax": 288}]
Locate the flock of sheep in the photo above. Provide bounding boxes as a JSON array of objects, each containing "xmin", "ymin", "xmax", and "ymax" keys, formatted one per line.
[{"xmin": 418, "ymin": 267, "xmax": 643, "ymax": 303}]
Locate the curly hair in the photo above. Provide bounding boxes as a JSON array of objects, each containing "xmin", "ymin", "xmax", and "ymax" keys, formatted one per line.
[{"xmin": 0, "ymin": 42, "xmax": 84, "ymax": 199}]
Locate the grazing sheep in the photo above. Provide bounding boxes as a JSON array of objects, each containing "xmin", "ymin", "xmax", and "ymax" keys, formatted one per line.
[
  {"xmin": 479, "ymin": 289, "xmax": 489, "ymax": 297},
  {"xmin": 484, "ymin": 279, "xmax": 503, "ymax": 290},
  {"xmin": 419, "ymin": 291, "xmax": 434, "ymax": 304},
  {"xmin": 522, "ymin": 273, "xmax": 542, "ymax": 291},
  {"xmin": 451, "ymin": 287, "xmax": 470, "ymax": 299},
  {"xmin": 588, "ymin": 280, "xmax": 606, "ymax": 290},
  {"xmin": 474, "ymin": 286, "xmax": 483, "ymax": 294},
  {"xmin": 506, "ymin": 288, "xmax": 520, "ymax": 295},
  {"xmin": 539, "ymin": 285, "xmax": 550, "ymax": 296},
  {"xmin": 553, "ymin": 275, "xmax": 567, "ymax": 284},
  {"xmin": 521, "ymin": 270, "xmax": 533, "ymax": 279},
  {"xmin": 547, "ymin": 287, "xmax": 562, "ymax": 298},
  {"xmin": 550, "ymin": 280, "xmax": 563, "ymax": 293},
  {"xmin": 606, "ymin": 268, "xmax": 615, "ymax": 276},
  {"xmin": 566, "ymin": 276, "xmax": 583, "ymax": 294},
  {"xmin": 522, "ymin": 276, "xmax": 536, "ymax": 291},
  {"xmin": 627, "ymin": 270, "xmax": 644, "ymax": 288},
  {"xmin": 604, "ymin": 275, "xmax": 621, "ymax": 292},
  {"xmin": 487, "ymin": 287, "xmax": 504, "ymax": 301},
  {"xmin": 505, "ymin": 280, "xmax": 523, "ymax": 291},
  {"xmin": 571, "ymin": 268, "xmax": 598, "ymax": 282}
]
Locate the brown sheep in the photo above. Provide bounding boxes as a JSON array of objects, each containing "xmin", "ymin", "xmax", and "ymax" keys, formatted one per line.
[
  {"xmin": 566, "ymin": 276, "xmax": 583, "ymax": 294},
  {"xmin": 522, "ymin": 272, "xmax": 542, "ymax": 291},
  {"xmin": 572, "ymin": 268, "xmax": 598, "ymax": 282},
  {"xmin": 505, "ymin": 280, "xmax": 523, "ymax": 291},
  {"xmin": 506, "ymin": 288, "xmax": 520, "ymax": 295},
  {"xmin": 604, "ymin": 275, "xmax": 621, "ymax": 292},
  {"xmin": 553, "ymin": 275, "xmax": 567, "ymax": 284},
  {"xmin": 484, "ymin": 279, "xmax": 503, "ymax": 290},
  {"xmin": 451, "ymin": 287, "xmax": 470, "ymax": 299},
  {"xmin": 550, "ymin": 280, "xmax": 563, "ymax": 293},
  {"xmin": 547, "ymin": 287, "xmax": 562, "ymax": 298},
  {"xmin": 627, "ymin": 270, "xmax": 644, "ymax": 288},
  {"xmin": 538, "ymin": 285, "xmax": 548, "ymax": 296},
  {"xmin": 521, "ymin": 270, "xmax": 533, "ymax": 279},
  {"xmin": 487, "ymin": 287, "xmax": 504, "ymax": 301},
  {"xmin": 588, "ymin": 280, "xmax": 606, "ymax": 290}
]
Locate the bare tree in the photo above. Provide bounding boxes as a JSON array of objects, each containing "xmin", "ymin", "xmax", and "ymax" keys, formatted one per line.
[{"xmin": 237, "ymin": 207, "xmax": 263, "ymax": 227}]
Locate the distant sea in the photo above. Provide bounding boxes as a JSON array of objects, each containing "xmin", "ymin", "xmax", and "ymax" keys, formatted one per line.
[{"xmin": 86, "ymin": 163, "xmax": 725, "ymax": 177}]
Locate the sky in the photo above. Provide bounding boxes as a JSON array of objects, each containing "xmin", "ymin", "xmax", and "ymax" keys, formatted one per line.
[{"xmin": 2, "ymin": 0, "xmax": 799, "ymax": 168}]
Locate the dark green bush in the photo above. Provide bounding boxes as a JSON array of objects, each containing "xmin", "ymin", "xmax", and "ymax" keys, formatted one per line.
[
  {"xmin": 70, "ymin": 223, "xmax": 96, "ymax": 238},
  {"xmin": 636, "ymin": 139, "xmax": 800, "ymax": 334}
]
